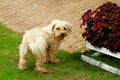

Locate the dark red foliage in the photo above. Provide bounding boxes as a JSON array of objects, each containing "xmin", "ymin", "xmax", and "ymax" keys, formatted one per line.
[{"xmin": 80, "ymin": 2, "xmax": 120, "ymax": 52}]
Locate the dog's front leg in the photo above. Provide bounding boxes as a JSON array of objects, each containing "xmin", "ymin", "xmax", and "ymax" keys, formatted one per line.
[
  {"xmin": 45, "ymin": 51, "xmax": 51, "ymax": 63},
  {"xmin": 48, "ymin": 47, "xmax": 60, "ymax": 63}
]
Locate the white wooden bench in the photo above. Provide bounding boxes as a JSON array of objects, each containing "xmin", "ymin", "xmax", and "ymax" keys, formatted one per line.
[{"xmin": 81, "ymin": 43, "xmax": 120, "ymax": 76}]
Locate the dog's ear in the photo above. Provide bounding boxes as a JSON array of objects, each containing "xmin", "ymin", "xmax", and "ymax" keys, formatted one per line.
[
  {"xmin": 52, "ymin": 24, "xmax": 56, "ymax": 32},
  {"xmin": 65, "ymin": 22, "xmax": 73, "ymax": 33},
  {"xmin": 50, "ymin": 19, "xmax": 73, "ymax": 32},
  {"xmin": 49, "ymin": 20, "xmax": 57, "ymax": 32}
]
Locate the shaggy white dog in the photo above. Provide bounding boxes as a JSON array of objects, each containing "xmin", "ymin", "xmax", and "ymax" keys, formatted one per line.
[{"xmin": 18, "ymin": 19, "xmax": 72, "ymax": 73}]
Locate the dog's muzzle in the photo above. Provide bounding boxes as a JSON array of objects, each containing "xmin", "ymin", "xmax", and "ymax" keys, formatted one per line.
[{"xmin": 60, "ymin": 33, "xmax": 67, "ymax": 37}]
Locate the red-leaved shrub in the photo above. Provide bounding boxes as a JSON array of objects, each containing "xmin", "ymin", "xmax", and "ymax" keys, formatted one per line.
[{"xmin": 80, "ymin": 2, "xmax": 120, "ymax": 52}]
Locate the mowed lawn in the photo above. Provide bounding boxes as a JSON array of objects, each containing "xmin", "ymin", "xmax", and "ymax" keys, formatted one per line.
[{"xmin": 0, "ymin": 23, "xmax": 120, "ymax": 80}]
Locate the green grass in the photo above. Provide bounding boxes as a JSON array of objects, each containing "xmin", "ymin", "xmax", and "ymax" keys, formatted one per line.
[{"xmin": 0, "ymin": 23, "xmax": 120, "ymax": 80}]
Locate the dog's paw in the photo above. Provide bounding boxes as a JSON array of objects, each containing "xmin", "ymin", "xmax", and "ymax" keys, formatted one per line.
[
  {"xmin": 35, "ymin": 67, "xmax": 48, "ymax": 73},
  {"xmin": 45, "ymin": 57, "xmax": 50, "ymax": 63},
  {"xmin": 51, "ymin": 58, "xmax": 60, "ymax": 63},
  {"xmin": 18, "ymin": 65, "xmax": 28, "ymax": 70}
]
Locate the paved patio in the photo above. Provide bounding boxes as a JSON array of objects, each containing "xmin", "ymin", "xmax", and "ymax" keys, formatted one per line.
[{"xmin": 0, "ymin": 0, "xmax": 119, "ymax": 52}]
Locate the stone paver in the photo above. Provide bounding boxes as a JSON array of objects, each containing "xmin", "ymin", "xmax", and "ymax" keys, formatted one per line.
[{"xmin": 0, "ymin": 0, "xmax": 119, "ymax": 52}]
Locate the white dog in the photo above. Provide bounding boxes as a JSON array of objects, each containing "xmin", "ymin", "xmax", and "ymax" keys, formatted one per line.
[{"xmin": 18, "ymin": 19, "xmax": 72, "ymax": 73}]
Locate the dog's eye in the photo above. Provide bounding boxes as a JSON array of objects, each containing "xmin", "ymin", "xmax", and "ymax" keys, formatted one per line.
[
  {"xmin": 56, "ymin": 28, "xmax": 60, "ymax": 30},
  {"xmin": 64, "ymin": 27, "xmax": 67, "ymax": 30}
]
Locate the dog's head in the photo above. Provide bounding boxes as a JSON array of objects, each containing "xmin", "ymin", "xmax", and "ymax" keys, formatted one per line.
[{"xmin": 50, "ymin": 19, "xmax": 72, "ymax": 41}]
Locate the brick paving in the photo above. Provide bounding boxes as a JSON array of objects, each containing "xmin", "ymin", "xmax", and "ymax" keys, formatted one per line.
[{"xmin": 0, "ymin": 0, "xmax": 120, "ymax": 52}]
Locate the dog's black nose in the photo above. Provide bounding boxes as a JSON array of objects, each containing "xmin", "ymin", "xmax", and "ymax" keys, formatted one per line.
[{"xmin": 61, "ymin": 33, "xmax": 65, "ymax": 37}]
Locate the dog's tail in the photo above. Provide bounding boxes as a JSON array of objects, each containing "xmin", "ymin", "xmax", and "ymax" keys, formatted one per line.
[{"xmin": 29, "ymin": 37, "xmax": 48, "ymax": 56}]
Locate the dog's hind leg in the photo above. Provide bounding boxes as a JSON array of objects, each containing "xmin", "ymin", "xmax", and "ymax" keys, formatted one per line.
[
  {"xmin": 33, "ymin": 48, "xmax": 48, "ymax": 73},
  {"xmin": 29, "ymin": 38, "xmax": 48, "ymax": 73},
  {"xmin": 35, "ymin": 57, "xmax": 48, "ymax": 73},
  {"xmin": 18, "ymin": 43, "xmax": 29, "ymax": 70}
]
